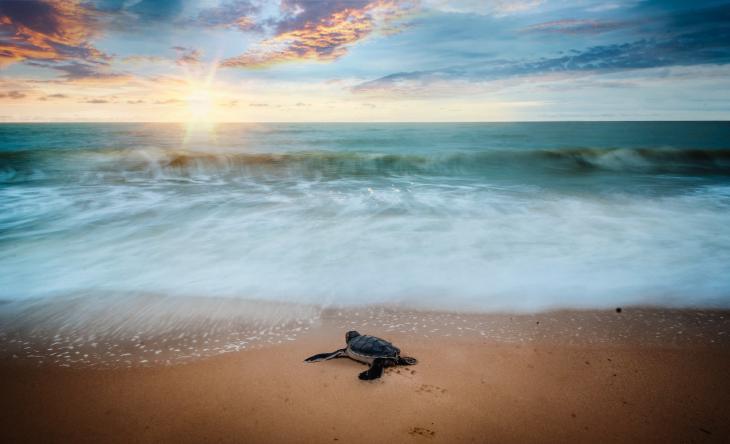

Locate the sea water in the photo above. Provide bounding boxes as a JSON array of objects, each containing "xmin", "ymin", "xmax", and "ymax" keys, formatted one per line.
[{"xmin": 1, "ymin": 122, "xmax": 730, "ymax": 314}]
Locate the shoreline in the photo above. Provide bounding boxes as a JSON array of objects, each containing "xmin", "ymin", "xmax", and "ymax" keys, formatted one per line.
[
  {"xmin": 2, "ymin": 307, "xmax": 730, "ymax": 443},
  {"xmin": 2, "ymin": 304, "xmax": 729, "ymax": 369}
]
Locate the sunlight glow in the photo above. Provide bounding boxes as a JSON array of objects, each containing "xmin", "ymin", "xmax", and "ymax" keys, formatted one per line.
[
  {"xmin": 181, "ymin": 61, "xmax": 222, "ymax": 138},
  {"xmin": 186, "ymin": 88, "xmax": 216, "ymax": 122}
]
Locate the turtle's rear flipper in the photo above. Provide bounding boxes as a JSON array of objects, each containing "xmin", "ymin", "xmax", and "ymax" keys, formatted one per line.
[
  {"xmin": 397, "ymin": 356, "xmax": 417, "ymax": 365},
  {"xmin": 358, "ymin": 358, "xmax": 386, "ymax": 380},
  {"xmin": 304, "ymin": 349, "xmax": 345, "ymax": 362}
]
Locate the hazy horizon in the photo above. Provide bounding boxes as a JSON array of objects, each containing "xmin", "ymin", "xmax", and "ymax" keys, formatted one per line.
[{"xmin": 1, "ymin": 120, "xmax": 729, "ymax": 124}]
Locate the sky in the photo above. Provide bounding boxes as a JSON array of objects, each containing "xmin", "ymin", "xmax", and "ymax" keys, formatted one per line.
[{"xmin": 1, "ymin": 0, "xmax": 729, "ymax": 122}]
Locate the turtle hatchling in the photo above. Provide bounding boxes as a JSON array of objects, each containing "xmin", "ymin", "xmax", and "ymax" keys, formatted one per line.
[{"xmin": 304, "ymin": 331, "xmax": 417, "ymax": 380}]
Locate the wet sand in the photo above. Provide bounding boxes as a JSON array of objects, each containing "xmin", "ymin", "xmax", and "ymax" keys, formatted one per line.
[{"xmin": 1, "ymin": 308, "xmax": 730, "ymax": 443}]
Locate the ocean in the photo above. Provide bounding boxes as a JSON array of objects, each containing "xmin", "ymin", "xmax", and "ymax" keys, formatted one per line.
[{"xmin": 1, "ymin": 122, "xmax": 729, "ymax": 314}]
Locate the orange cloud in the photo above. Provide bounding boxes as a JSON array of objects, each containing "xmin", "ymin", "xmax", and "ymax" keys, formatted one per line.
[
  {"xmin": 221, "ymin": 0, "xmax": 413, "ymax": 68},
  {"xmin": 0, "ymin": 0, "xmax": 105, "ymax": 66}
]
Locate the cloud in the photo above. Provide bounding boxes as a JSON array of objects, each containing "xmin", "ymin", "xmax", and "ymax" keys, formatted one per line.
[
  {"xmin": 275, "ymin": 0, "xmax": 371, "ymax": 33},
  {"xmin": 523, "ymin": 19, "xmax": 628, "ymax": 35},
  {"xmin": 0, "ymin": 0, "xmax": 107, "ymax": 66},
  {"xmin": 122, "ymin": 54, "xmax": 167, "ymax": 64},
  {"xmin": 172, "ymin": 46, "xmax": 201, "ymax": 65},
  {"xmin": 122, "ymin": 47, "xmax": 201, "ymax": 66},
  {"xmin": 28, "ymin": 61, "xmax": 132, "ymax": 83},
  {"xmin": 422, "ymin": 0, "xmax": 544, "ymax": 16},
  {"xmin": 96, "ymin": 0, "xmax": 262, "ymax": 34},
  {"xmin": 194, "ymin": 0, "xmax": 260, "ymax": 31},
  {"xmin": 92, "ymin": 0, "xmax": 187, "ymax": 25},
  {"xmin": 221, "ymin": 0, "xmax": 414, "ymax": 68},
  {"xmin": 354, "ymin": 3, "xmax": 730, "ymax": 94},
  {"xmin": 0, "ymin": 90, "xmax": 26, "ymax": 99},
  {"xmin": 154, "ymin": 98, "xmax": 182, "ymax": 104},
  {"xmin": 125, "ymin": 0, "xmax": 186, "ymax": 22},
  {"xmin": 38, "ymin": 93, "xmax": 68, "ymax": 100}
]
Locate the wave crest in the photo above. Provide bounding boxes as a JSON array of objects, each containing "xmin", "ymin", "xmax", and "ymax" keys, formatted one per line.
[{"xmin": 1, "ymin": 146, "xmax": 730, "ymax": 183}]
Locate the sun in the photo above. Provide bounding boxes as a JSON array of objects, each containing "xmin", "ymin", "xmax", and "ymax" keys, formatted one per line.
[
  {"xmin": 186, "ymin": 87, "xmax": 216, "ymax": 123},
  {"xmin": 181, "ymin": 85, "xmax": 220, "ymax": 144},
  {"xmin": 182, "ymin": 87, "xmax": 218, "ymax": 142},
  {"xmin": 181, "ymin": 61, "xmax": 222, "ymax": 134}
]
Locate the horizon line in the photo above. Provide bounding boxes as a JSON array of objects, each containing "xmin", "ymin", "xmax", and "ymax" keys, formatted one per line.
[{"xmin": 1, "ymin": 120, "xmax": 729, "ymax": 124}]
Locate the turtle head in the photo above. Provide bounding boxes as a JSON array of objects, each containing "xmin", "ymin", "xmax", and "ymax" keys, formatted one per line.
[{"xmin": 346, "ymin": 331, "xmax": 361, "ymax": 343}]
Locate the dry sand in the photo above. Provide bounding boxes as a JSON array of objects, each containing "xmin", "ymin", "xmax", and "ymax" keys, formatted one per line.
[{"xmin": 1, "ymin": 308, "xmax": 729, "ymax": 443}]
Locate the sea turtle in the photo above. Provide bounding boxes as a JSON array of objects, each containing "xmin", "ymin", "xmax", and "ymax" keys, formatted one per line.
[{"xmin": 304, "ymin": 330, "xmax": 417, "ymax": 380}]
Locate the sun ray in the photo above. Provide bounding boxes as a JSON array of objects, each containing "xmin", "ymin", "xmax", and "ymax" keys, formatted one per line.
[{"xmin": 181, "ymin": 60, "xmax": 223, "ymax": 144}]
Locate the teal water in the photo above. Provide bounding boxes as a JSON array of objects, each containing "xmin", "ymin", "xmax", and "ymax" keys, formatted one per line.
[{"xmin": 1, "ymin": 122, "xmax": 730, "ymax": 312}]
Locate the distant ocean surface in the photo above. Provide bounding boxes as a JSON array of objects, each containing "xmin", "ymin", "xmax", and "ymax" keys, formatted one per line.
[{"xmin": 2, "ymin": 122, "xmax": 730, "ymax": 312}]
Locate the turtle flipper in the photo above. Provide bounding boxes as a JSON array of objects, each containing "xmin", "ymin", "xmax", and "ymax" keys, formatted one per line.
[
  {"xmin": 304, "ymin": 349, "xmax": 345, "ymax": 362},
  {"xmin": 358, "ymin": 358, "xmax": 386, "ymax": 380},
  {"xmin": 397, "ymin": 356, "xmax": 417, "ymax": 365}
]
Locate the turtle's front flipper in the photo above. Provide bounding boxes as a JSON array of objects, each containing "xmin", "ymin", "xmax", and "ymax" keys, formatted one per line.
[
  {"xmin": 304, "ymin": 349, "xmax": 345, "ymax": 362},
  {"xmin": 358, "ymin": 358, "xmax": 386, "ymax": 380}
]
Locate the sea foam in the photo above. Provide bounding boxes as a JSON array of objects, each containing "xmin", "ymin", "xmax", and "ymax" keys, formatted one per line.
[{"xmin": 1, "ymin": 122, "xmax": 729, "ymax": 314}]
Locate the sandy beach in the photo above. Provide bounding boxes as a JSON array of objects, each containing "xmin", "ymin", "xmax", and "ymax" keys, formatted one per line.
[
  {"xmin": 2, "ymin": 307, "xmax": 729, "ymax": 443},
  {"xmin": 2, "ymin": 0, "xmax": 730, "ymax": 439}
]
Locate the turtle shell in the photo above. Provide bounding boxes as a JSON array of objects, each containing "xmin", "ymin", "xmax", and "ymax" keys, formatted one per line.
[{"xmin": 347, "ymin": 334, "xmax": 399, "ymax": 358}]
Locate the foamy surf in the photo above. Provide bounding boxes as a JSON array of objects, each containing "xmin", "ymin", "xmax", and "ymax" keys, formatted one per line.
[
  {"xmin": 0, "ymin": 294, "xmax": 319, "ymax": 367},
  {"xmin": 1, "ymin": 296, "xmax": 728, "ymax": 368},
  {"xmin": 2, "ymin": 182, "xmax": 728, "ymax": 310}
]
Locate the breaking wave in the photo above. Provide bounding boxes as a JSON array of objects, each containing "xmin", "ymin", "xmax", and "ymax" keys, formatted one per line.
[{"xmin": 1, "ymin": 146, "xmax": 730, "ymax": 184}]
